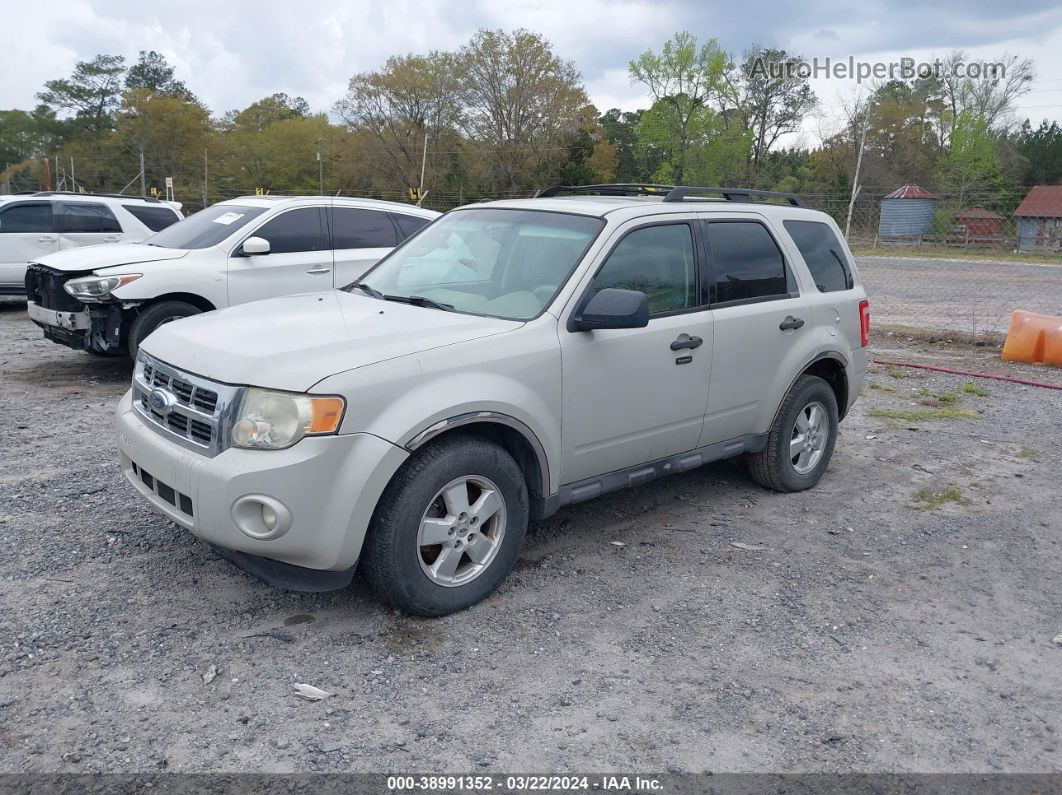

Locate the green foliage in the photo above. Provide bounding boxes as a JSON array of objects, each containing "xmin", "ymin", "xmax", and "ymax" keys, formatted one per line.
[
  {"xmin": 36, "ymin": 54, "xmax": 127, "ymax": 137},
  {"xmin": 628, "ymin": 33, "xmax": 728, "ymax": 183},
  {"xmin": 126, "ymin": 51, "xmax": 195, "ymax": 101}
]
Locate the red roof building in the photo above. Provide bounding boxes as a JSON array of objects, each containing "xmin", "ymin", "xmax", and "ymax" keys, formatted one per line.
[
  {"xmin": 953, "ymin": 207, "xmax": 1005, "ymax": 242},
  {"xmin": 1014, "ymin": 186, "xmax": 1062, "ymax": 250},
  {"xmin": 1013, "ymin": 185, "xmax": 1062, "ymax": 218}
]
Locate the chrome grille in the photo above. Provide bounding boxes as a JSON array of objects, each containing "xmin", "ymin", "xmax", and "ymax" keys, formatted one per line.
[{"xmin": 132, "ymin": 353, "xmax": 241, "ymax": 456}]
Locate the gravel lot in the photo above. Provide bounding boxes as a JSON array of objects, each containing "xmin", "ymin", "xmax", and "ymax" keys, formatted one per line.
[
  {"xmin": 1, "ymin": 299, "xmax": 1060, "ymax": 775},
  {"xmin": 858, "ymin": 255, "xmax": 1062, "ymax": 338}
]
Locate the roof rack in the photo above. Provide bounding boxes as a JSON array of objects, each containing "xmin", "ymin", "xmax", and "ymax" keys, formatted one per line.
[
  {"xmin": 32, "ymin": 191, "xmax": 162, "ymax": 203},
  {"xmin": 662, "ymin": 186, "xmax": 804, "ymax": 207},
  {"xmin": 534, "ymin": 183, "xmax": 676, "ymax": 198}
]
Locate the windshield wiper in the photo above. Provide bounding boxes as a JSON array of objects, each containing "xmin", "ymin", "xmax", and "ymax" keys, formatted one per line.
[
  {"xmin": 349, "ymin": 282, "xmax": 384, "ymax": 300},
  {"xmin": 384, "ymin": 294, "xmax": 454, "ymax": 312}
]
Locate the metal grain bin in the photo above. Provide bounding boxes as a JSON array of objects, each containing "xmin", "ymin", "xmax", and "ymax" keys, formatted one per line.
[{"xmin": 878, "ymin": 184, "xmax": 937, "ymax": 240}]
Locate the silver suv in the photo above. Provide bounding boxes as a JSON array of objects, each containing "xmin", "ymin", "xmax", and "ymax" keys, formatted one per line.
[{"xmin": 114, "ymin": 184, "xmax": 870, "ymax": 616}]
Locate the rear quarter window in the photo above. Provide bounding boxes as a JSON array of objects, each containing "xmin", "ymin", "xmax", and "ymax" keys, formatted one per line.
[
  {"xmin": 123, "ymin": 204, "xmax": 182, "ymax": 232},
  {"xmin": 783, "ymin": 220, "xmax": 853, "ymax": 292}
]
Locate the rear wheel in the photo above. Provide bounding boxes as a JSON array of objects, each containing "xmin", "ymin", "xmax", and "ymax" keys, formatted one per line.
[
  {"xmin": 127, "ymin": 300, "xmax": 201, "ymax": 359},
  {"xmin": 361, "ymin": 434, "xmax": 529, "ymax": 616},
  {"xmin": 748, "ymin": 374, "xmax": 839, "ymax": 492}
]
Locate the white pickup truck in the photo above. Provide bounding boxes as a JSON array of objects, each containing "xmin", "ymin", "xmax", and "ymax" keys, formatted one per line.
[{"xmin": 24, "ymin": 195, "xmax": 437, "ymax": 357}]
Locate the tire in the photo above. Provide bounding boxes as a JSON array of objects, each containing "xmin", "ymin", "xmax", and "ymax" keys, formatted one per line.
[
  {"xmin": 361, "ymin": 433, "xmax": 529, "ymax": 617},
  {"xmin": 748, "ymin": 374, "xmax": 839, "ymax": 493},
  {"xmin": 127, "ymin": 301, "xmax": 201, "ymax": 359}
]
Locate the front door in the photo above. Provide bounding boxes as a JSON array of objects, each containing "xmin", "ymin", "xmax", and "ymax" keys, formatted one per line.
[
  {"xmin": 0, "ymin": 201, "xmax": 58, "ymax": 288},
  {"xmin": 227, "ymin": 206, "xmax": 333, "ymax": 305},
  {"xmin": 559, "ymin": 221, "xmax": 713, "ymax": 484}
]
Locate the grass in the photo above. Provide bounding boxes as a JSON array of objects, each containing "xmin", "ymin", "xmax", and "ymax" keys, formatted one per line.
[
  {"xmin": 1016, "ymin": 447, "xmax": 1040, "ymax": 460},
  {"xmin": 912, "ymin": 486, "xmax": 968, "ymax": 510},
  {"xmin": 850, "ymin": 244, "xmax": 1062, "ymax": 265},
  {"xmin": 962, "ymin": 381, "xmax": 991, "ymax": 397},
  {"xmin": 867, "ymin": 382, "xmax": 896, "ymax": 393},
  {"xmin": 885, "ymin": 365, "xmax": 906, "ymax": 379},
  {"xmin": 868, "ymin": 407, "xmax": 979, "ymax": 422}
]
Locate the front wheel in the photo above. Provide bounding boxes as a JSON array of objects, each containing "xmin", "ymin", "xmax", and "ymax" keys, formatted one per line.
[
  {"xmin": 361, "ymin": 434, "xmax": 529, "ymax": 616},
  {"xmin": 748, "ymin": 374, "xmax": 839, "ymax": 492},
  {"xmin": 127, "ymin": 300, "xmax": 201, "ymax": 359}
]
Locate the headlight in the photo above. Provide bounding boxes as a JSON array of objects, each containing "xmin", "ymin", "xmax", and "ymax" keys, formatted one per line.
[
  {"xmin": 64, "ymin": 273, "xmax": 142, "ymax": 300},
  {"xmin": 231, "ymin": 388, "xmax": 345, "ymax": 450}
]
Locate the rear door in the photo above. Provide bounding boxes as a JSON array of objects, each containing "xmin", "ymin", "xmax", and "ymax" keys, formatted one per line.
[
  {"xmin": 0, "ymin": 201, "xmax": 58, "ymax": 288},
  {"xmin": 698, "ymin": 216, "xmax": 811, "ymax": 445},
  {"xmin": 329, "ymin": 206, "xmax": 398, "ymax": 287},
  {"xmin": 227, "ymin": 206, "xmax": 332, "ymax": 305},
  {"xmin": 56, "ymin": 201, "xmax": 124, "ymax": 250}
]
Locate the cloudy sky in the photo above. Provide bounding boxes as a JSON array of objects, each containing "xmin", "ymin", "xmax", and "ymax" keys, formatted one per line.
[{"xmin": 4, "ymin": 0, "xmax": 1062, "ymax": 143}]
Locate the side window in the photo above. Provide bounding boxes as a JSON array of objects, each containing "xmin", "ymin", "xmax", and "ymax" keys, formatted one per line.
[
  {"xmin": 0, "ymin": 202, "xmax": 53, "ymax": 233},
  {"xmin": 57, "ymin": 203, "xmax": 121, "ymax": 233},
  {"xmin": 591, "ymin": 223, "xmax": 696, "ymax": 315},
  {"xmin": 331, "ymin": 208, "xmax": 397, "ymax": 249},
  {"xmin": 123, "ymin": 204, "xmax": 181, "ymax": 232},
  {"xmin": 783, "ymin": 220, "xmax": 853, "ymax": 292},
  {"xmin": 705, "ymin": 221, "xmax": 788, "ymax": 305},
  {"xmin": 251, "ymin": 208, "xmax": 328, "ymax": 254},
  {"xmin": 391, "ymin": 213, "xmax": 431, "ymax": 240}
]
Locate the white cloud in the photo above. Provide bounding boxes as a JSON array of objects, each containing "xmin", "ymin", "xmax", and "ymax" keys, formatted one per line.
[{"xmin": 2, "ymin": 0, "xmax": 1060, "ymax": 137}]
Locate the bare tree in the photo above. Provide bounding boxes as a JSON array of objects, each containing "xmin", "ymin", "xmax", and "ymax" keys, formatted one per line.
[
  {"xmin": 729, "ymin": 47, "xmax": 818, "ymax": 172},
  {"xmin": 335, "ymin": 52, "xmax": 462, "ymax": 189},
  {"xmin": 936, "ymin": 50, "xmax": 1034, "ymax": 142},
  {"xmin": 458, "ymin": 29, "xmax": 588, "ymax": 191}
]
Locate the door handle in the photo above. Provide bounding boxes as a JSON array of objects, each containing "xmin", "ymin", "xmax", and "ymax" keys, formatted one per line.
[
  {"xmin": 779, "ymin": 316, "xmax": 805, "ymax": 331},
  {"xmin": 306, "ymin": 267, "xmax": 332, "ymax": 275},
  {"xmin": 38, "ymin": 236, "xmax": 57, "ymax": 243},
  {"xmin": 670, "ymin": 333, "xmax": 704, "ymax": 351},
  {"xmin": 103, "ymin": 236, "xmax": 120, "ymax": 243}
]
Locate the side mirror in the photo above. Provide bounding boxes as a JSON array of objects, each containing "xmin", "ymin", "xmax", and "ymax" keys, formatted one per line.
[
  {"xmin": 571, "ymin": 288, "xmax": 649, "ymax": 331},
  {"xmin": 240, "ymin": 236, "xmax": 270, "ymax": 256}
]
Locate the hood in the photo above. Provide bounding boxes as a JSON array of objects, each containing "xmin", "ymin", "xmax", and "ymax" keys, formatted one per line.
[
  {"xmin": 140, "ymin": 290, "xmax": 523, "ymax": 392},
  {"xmin": 36, "ymin": 243, "xmax": 189, "ymax": 273}
]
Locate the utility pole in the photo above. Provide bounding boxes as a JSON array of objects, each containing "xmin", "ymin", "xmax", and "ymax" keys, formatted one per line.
[
  {"xmin": 316, "ymin": 142, "xmax": 324, "ymax": 195},
  {"xmin": 845, "ymin": 109, "xmax": 870, "ymax": 240},
  {"xmin": 203, "ymin": 148, "xmax": 209, "ymax": 209},
  {"xmin": 3, "ymin": 163, "xmax": 9, "ymax": 195},
  {"xmin": 139, "ymin": 148, "xmax": 147, "ymax": 197},
  {"xmin": 418, "ymin": 131, "xmax": 428, "ymax": 202},
  {"xmin": 70, "ymin": 157, "xmax": 76, "ymax": 191}
]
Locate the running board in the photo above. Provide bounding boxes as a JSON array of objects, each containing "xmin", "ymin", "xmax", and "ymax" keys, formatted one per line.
[{"xmin": 539, "ymin": 433, "xmax": 767, "ymax": 519}]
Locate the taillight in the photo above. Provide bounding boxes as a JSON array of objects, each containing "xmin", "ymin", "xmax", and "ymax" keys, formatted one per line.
[{"xmin": 859, "ymin": 299, "xmax": 871, "ymax": 347}]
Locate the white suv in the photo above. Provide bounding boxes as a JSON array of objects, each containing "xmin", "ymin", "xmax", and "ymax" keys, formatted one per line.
[
  {"xmin": 0, "ymin": 191, "xmax": 182, "ymax": 296},
  {"xmin": 24, "ymin": 195, "xmax": 437, "ymax": 357},
  {"xmin": 114, "ymin": 184, "xmax": 870, "ymax": 616}
]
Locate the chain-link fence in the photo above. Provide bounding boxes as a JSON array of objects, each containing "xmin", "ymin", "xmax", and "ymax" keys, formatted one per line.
[{"xmin": 6, "ymin": 174, "xmax": 1059, "ymax": 345}]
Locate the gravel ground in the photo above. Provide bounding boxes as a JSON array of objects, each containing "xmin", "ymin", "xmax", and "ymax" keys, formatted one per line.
[
  {"xmin": 858, "ymin": 255, "xmax": 1062, "ymax": 338},
  {"xmin": 0, "ymin": 300, "xmax": 1060, "ymax": 774}
]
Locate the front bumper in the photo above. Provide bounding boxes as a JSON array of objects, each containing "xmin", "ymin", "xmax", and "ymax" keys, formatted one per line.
[
  {"xmin": 26, "ymin": 300, "xmax": 94, "ymax": 350},
  {"xmin": 115, "ymin": 390, "xmax": 409, "ymax": 576}
]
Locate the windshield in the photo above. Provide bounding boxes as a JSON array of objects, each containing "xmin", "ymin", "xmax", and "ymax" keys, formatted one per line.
[
  {"xmin": 354, "ymin": 208, "xmax": 603, "ymax": 320},
  {"xmin": 144, "ymin": 204, "xmax": 268, "ymax": 250}
]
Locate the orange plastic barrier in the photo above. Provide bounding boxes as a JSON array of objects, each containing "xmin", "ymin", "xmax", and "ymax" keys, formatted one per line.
[{"xmin": 1001, "ymin": 310, "xmax": 1062, "ymax": 367}]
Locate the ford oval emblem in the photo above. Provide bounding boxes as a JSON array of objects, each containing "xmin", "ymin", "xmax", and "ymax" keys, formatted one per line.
[{"xmin": 148, "ymin": 387, "xmax": 175, "ymax": 415}]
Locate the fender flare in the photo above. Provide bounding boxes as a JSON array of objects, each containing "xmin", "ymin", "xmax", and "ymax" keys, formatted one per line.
[{"xmin": 401, "ymin": 411, "xmax": 551, "ymax": 495}]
